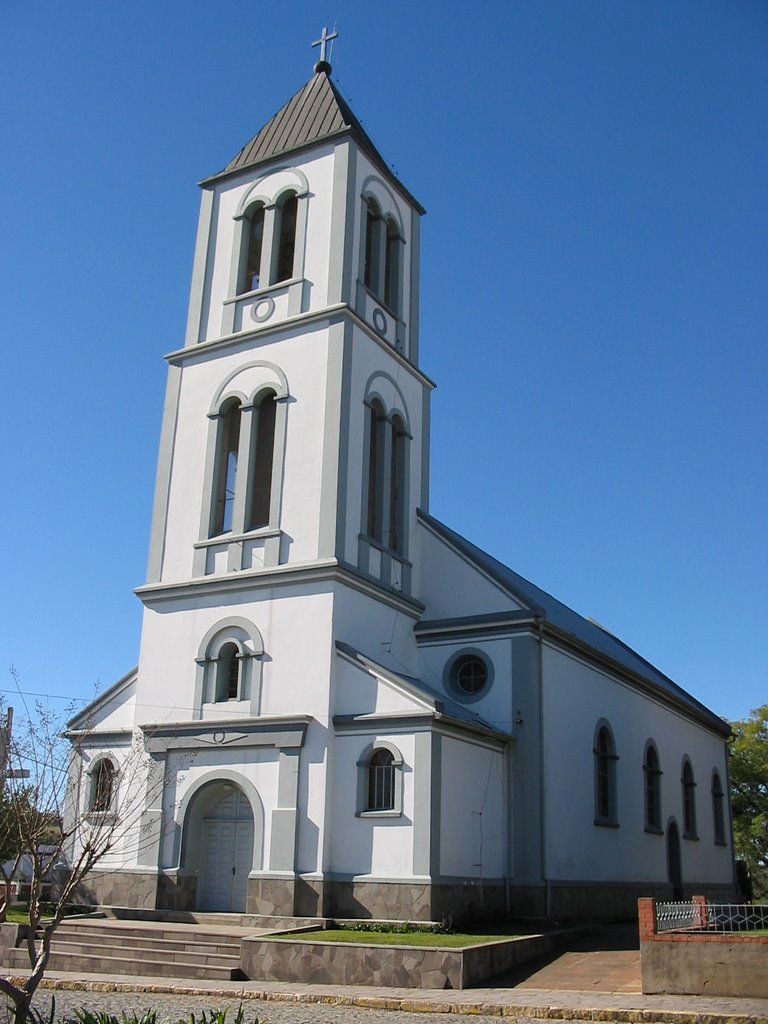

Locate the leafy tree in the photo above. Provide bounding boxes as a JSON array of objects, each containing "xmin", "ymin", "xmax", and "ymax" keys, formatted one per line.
[{"xmin": 729, "ymin": 705, "xmax": 768, "ymax": 899}]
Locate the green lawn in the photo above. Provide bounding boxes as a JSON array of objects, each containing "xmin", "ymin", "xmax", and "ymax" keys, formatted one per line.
[
  {"xmin": 3, "ymin": 909, "xmax": 30, "ymax": 925},
  {"xmin": 276, "ymin": 929, "xmax": 525, "ymax": 947}
]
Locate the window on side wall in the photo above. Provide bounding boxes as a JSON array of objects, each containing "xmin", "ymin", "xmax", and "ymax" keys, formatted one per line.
[
  {"xmin": 90, "ymin": 759, "xmax": 115, "ymax": 814},
  {"xmin": 712, "ymin": 770, "xmax": 726, "ymax": 845},
  {"xmin": 682, "ymin": 758, "xmax": 697, "ymax": 839},
  {"xmin": 357, "ymin": 743, "xmax": 403, "ymax": 816},
  {"xmin": 594, "ymin": 723, "xmax": 618, "ymax": 827},
  {"xmin": 643, "ymin": 742, "xmax": 663, "ymax": 833}
]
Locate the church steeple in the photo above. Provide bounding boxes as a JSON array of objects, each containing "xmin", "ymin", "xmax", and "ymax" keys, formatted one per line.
[
  {"xmin": 202, "ymin": 67, "xmax": 422, "ymax": 219},
  {"xmin": 148, "ymin": 55, "xmax": 430, "ymax": 598}
]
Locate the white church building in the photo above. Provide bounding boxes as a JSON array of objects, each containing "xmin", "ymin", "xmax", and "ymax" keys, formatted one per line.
[{"xmin": 68, "ymin": 52, "xmax": 736, "ymax": 922}]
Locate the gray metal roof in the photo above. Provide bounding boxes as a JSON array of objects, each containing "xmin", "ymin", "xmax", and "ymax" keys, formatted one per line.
[
  {"xmin": 417, "ymin": 510, "xmax": 729, "ymax": 737},
  {"xmin": 204, "ymin": 70, "xmax": 425, "ymax": 212}
]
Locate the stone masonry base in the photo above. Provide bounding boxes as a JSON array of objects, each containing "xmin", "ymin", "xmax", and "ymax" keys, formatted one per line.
[{"xmin": 74, "ymin": 871, "xmax": 737, "ymax": 925}]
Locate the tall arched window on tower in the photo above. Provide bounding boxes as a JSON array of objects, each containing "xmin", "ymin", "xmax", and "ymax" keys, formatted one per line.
[
  {"xmin": 384, "ymin": 217, "xmax": 401, "ymax": 311},
  {"xmin": 388, "ymin": 414, "xmax": 406, "ymax": 552},
  {"xmin": 273, "ymin": 190, "xmax": 298, "ymax": 283},
  {"xmin": 366, "ymin": 400, "xmax": 386, "ymax": 542},
  {"xmin": 215, "ymin": 641, "xmax": 242, "ymax": 701},
  {"xmin": 240, "ymin": 202, "xmax": 265, "ymax": 293},
  {"xmin": 246, "ymin": 391, "xmax": 277, "ymax": 531},
  {"xmin": 364, "ymin": 198, "xmax": 382, "ymax": 294},
  {"xmin": 211, "ymin": 399, "xmax": 242, "ymax": 536}
]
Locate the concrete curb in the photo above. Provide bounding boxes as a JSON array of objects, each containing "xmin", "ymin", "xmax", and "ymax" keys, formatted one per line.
[{"xmin": 15, "ymin": 976, "xmax": 768, "ymax": 1024}]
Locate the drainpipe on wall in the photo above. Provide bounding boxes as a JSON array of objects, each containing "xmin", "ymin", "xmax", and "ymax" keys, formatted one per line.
[
  {"xmin": 723, "ymin": 734, "xmax": 738, "ymax": 894},
  {"xmin": 536, "ymin": 615, "xmax": 551, "ymax": 918}
]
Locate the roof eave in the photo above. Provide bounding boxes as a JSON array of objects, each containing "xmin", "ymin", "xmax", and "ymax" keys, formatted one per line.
[{"xmin": 198, "ymin": 126, "xmax": 426, "ymax": 215}]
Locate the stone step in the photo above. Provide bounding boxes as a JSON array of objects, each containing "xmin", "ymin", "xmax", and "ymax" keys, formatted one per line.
[
  {"xmin": 53, "ymin": 925, "xmax": 241, "ymax": 955},
  {"xmin": 7, "ymin": 947, "xmax": 244, "ymax": 981},
  {"xmin": 49, "ymin": 939, "xmax": 239, "ymax": 969},
  {"xmin": 56, "ymin": 923, "xmax": 245, "ymax": 948},
  {"xmin": 94, "ymin": 909, "xmax": 321, "ymax": 931}
]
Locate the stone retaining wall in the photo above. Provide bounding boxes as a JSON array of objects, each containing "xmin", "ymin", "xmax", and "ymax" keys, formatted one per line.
[{"xmin": 241, "ymin": 928, "xmax": 583, "ymax": 989}]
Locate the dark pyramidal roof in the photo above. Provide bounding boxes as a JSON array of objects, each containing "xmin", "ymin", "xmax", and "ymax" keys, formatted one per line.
[{"xmin": 206, "ymin": 68, "xmax": 422, "ymax": 211}]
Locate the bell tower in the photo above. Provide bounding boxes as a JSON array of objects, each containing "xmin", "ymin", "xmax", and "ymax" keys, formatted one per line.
[{"xmin": 142, "ymin": 46, "xmax": 430, "ymax": 607}]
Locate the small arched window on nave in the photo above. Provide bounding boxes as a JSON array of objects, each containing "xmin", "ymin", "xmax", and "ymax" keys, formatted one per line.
[{"xmin": 90, "ymin": 759, "xmax": 115, "ymax": 813}]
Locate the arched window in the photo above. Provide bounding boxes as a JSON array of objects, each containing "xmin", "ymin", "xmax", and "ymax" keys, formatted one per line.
[
  {"xmin": 215, "ymin": 642, "xmax": 241, "ymax": 702},
  {"xmin": 273, "ymin": 191, "xmax": 298, "ymax": 284},
  {"xmin": 356, "ymin": 741, "xmax": 403, "ymax": 816},
  {"xmin": 594, "ymin": 723, "xmax": 618, "ymax": 826},
  {"xmin": 384, "ymin": 217, "xmax": 401, "ymax": 311},
  {"xmin": 644, "ymin": 743, "xmax": 662, "ymax": 832},
  {"xmin": 366, "ymin": 401, "xmax": 386, "ymax": 542},
  {"xmin": 211, "ymin": 399, "xmax": 241, "ymax": 536},
  {"xmin": 367, "ymin": 748, "xmax": 395, "ymax": 811},
  {"xmin": 388, "ymin": 415, "xmax": 406, "ymax": 551},
  {"xmin": 196, "ymin": 617, "xmax": 265, "ymax": 713},
  {"xmin": 240, "ymin": 203, "xmax": 265, "ymax": 293},
  {"xmin": 90, "ymin": 759, "xmax": 115, "ymax": 813},
  {"xmin": 682, "ymin": 758, "xmax": 697, "ymax": 838},
  {"xmin": 246, "ymin": 391, "xmax": 277, "ymax": 531},
  {"xmin": 712, "ymin": 770, "xmax": 726, "ymax": 845},
  {"xmin": 364, "ymin": 197, "xmax": 382, "ymax": 293}
]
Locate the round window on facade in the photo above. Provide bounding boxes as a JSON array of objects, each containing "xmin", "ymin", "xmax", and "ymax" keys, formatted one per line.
[{"xmin": 446, "ymin": 651, "xmax": 493, "ymax": 702}]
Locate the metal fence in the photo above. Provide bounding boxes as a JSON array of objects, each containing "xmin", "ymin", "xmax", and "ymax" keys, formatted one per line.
[
  {"xmin": 704, "ymin": 902, "xmax": 768, "ymax": 932},
  {"xmin": 655, "ymin": 900, "xmax": 702, "ymax": 932},
  {"xmin": 655, "ymin": 900, "xmax": 768, "ymax": 933}
]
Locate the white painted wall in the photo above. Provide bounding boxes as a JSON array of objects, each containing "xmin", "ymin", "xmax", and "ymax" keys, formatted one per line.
[
  {"xmin": 416, "ymin": 524, "xmax": 525, "ymax": 620},
  {"xmin": 159, "ymin": 320, "xmax": 331, "ymax": 582},
  {"xmin": 439, "ymin": 735, "xmax": 506, "ymax": 878},
  {"xmin": 416, "ymin": 636, "xmax": 515, "ymax": 734},
  {"xmin": 541, "ymin": 642, "xmax": 733, "ymax": 884},
  {"xmin": 327, "ymin": 731, "xmax": 416, "ymax": 878}
]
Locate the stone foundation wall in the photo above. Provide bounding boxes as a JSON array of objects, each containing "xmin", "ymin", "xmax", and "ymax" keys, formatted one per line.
[
  {"xmin": 247, "ymin": 876, "xmax": 299, "ymax": 916},
  {"xmin": 546, "ymin": 881, "xmax": 738, "ymax": 921},
  {"xmin": 73, "ymin": 870, "xmax": 158, "ymax": 909},
  {"xmin": 241, "ymin": 930, "xmax": 580, "ymax": 989},
  {"xmin": 157, "ymin": 871, "xmax": 197, "ymax": 911}
]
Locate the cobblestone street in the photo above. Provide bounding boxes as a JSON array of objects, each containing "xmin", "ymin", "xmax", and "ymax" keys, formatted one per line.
[{"xmin": 20, "ymin": 992, "xmax": 506, "ymax": 1024}]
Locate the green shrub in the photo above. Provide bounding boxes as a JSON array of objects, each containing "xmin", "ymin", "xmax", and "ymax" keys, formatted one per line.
[{"xmin": 58, "ymin": 1004, "xmax": 252, "ymax": 1024}]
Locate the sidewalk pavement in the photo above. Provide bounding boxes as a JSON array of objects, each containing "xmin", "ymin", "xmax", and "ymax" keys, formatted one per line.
[{"xmin": 22, "ymin": 969, "xmax": 768, "ymax": 1024}]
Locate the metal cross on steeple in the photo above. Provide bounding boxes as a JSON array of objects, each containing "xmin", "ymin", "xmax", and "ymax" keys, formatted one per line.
[{"xmin": 312, "ymin": 25, "xmax": 337, "ymax": 72}]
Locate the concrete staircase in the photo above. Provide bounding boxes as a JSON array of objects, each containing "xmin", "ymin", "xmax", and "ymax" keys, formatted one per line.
[{"xmin": 5, "ymin": 917, "xmax": 254, "ymax": 981}]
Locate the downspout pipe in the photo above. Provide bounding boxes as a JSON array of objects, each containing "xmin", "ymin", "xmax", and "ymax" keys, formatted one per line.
[{"xmin": 536, "ymin": 615, "xmax": 550, "ymax": 918}]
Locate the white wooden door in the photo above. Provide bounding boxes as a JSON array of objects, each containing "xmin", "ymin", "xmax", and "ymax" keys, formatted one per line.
[{"xmin": 198, "ymin": 788, "xmax": 254, "ymax": 912}]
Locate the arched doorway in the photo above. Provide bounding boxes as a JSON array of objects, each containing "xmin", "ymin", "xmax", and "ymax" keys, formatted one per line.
[
  {"xmin": 188, "ymin": 783, "xmax": 255, "ymax": 912},
  {"xmin": 666, "ymin": 820, "xmax": 683, "ymax": 900}
]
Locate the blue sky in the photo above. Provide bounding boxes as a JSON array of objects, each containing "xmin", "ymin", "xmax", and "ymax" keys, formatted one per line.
[{"xmin": 2, "ymin": 1, "xmax": 766, "ymax": 723}]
